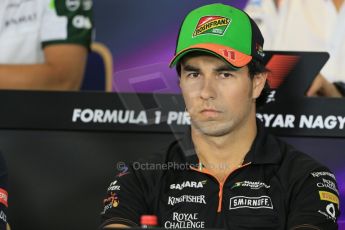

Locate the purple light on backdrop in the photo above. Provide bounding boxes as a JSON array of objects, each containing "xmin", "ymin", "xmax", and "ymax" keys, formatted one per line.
[
  {"xmin": 113, "ymin": 62, "xmax": 179, "ymax": 94},
  {"xmin": 337, "ymin": 169, "xmax": 345, "ymax": 227},
  {"xmin": 112, "ymin": 0, "xmax": 248, "ymax": 93},
  {"xmin": 113, "ymin": 32, "xmax": 180, "ymax": 93}
]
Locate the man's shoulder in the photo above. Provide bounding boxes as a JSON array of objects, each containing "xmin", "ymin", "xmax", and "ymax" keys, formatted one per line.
[
  {"xmin": 276, "ymin": 137, "xmax": 325, "ymax": 168},
  {"xmin": 41, "ymin": 0, "xmax": 93, "ymax": 48},
  {"xmin": 271, "ymin": 136, "xmax": 336, "ymax": 186},
  {"xmin": 51, "ymin": 0, "xmax": 93, "ymax": 15},
  {"xmin": 271, "ymin": 135, "xmax": 325, "ymax": 168}
]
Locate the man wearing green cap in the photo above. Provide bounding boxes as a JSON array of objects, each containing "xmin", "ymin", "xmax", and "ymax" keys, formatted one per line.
[{"xmin": 100, "ymin": 3, "xmax": 340, "ymax": 229}]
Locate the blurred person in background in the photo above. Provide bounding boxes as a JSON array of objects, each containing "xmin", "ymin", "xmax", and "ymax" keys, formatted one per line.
[
  {"xmin": 245, "ymin": 0, "xmax": 345, "ymax": 97},
  {"xmin": 0, "ymin": 0, "xmax": 93, "ymax": 91}
]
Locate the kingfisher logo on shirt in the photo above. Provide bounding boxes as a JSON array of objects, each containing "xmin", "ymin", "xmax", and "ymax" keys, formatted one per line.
[
  {"xmin": 170, "ymin": 180, "xmax": 206, "ymax": 190},
  {"xmin": 193, "ymin": 16, "xmax": 231, "ymax": 37},
  {"xmin": 229, "ymin": 196, "xmax": 273, "ymax": 210},
  {"xmin": 168, "ymin": 195, "xmax": 206, "ymax": 206}
]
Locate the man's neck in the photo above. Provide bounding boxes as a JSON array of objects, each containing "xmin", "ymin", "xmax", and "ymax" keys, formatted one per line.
[{"xmin": 191, "ymin": 116, "xmax": 257, "ymax": 182}]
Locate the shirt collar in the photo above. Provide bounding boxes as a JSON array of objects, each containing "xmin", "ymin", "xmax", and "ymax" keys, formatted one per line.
[
  {"xmin": 242, "ymin": 120, "xmax": 281, "ymax": 165},
  {"xmin": 171, "ymin": 119, "xmax": 282, "ymax": 166}
]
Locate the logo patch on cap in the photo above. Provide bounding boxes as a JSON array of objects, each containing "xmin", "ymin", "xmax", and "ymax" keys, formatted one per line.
[
  {"xmin": 256, "ymin": 43, "xmax": 265, "ymax": 58},
  {"xmin": 193, "ymin": 16, "xmax": 231, "ymax": 37},
  {"xmin": 220, "ymin": 49, "xmax": 236, "ymax": 60}
]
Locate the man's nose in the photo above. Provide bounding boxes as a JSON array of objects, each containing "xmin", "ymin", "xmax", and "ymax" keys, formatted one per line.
[{"xmin": 200, "ymin": 77, "xmax": 216, "ymax": 100}]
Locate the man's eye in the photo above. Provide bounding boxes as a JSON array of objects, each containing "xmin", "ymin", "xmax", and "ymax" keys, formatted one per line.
[
  {"xmin": 220, "ymin": 72, "xmax": 234, "ymax": 78},
  {"xmin": 187, "ymin": 73, "xmax": 200, "ymax": 78}
]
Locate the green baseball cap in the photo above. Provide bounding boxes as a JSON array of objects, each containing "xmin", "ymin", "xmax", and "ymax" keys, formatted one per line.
[{"xmin": 170, "ymin": 3, "xmax": 265, "ymax": 68}]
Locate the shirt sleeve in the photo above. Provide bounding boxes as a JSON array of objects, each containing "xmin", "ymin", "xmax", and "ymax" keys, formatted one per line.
[
  {"xmin": 99, "ymin": 162, "xmax": 151, "ymax": 228},
  {"xmin": 40, "ymin": 0, "xmax": 93, "ymax": 49},
  {"xmin": 0, "ymin": 153, "xmax": 9, "ymax": 229},
  {"xmin": 287, "ymin": 168, "xmax": 340, "ymax": 230}
]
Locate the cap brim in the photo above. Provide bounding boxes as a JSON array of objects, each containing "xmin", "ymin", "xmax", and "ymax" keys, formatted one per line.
[{"xmin": 169, "ymin": 43, "xmax": 252, "ymax": 68}]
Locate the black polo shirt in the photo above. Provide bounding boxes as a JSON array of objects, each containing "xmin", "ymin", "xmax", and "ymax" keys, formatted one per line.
[{"xmin": 100, "ymin": 123, "xmax": 340, "ymax": 229}]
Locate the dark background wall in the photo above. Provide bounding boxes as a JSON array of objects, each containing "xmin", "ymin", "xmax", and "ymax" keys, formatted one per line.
[{"xmin": 0, "ymin": 130, "xmax": 176, "ymax": 230}]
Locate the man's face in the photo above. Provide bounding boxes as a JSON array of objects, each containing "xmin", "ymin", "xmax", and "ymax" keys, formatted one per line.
[{"xmin": 179, "ymin": 55, "xmax": 265, "ymax": 137}]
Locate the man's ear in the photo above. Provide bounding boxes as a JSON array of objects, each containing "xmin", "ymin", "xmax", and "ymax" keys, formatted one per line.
[{"xmin": 252, "ymin": 72, "xmax": 268, "ymax": 99}]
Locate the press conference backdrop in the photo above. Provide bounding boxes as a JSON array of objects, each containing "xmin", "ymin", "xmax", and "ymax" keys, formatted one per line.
[
  {"xmin": 92, "ymin": 1, "xmax": 344, "ymax": 228},
  {"xmin": 0, "ymin": 91, "xmax": 344, "ymax": 230}
]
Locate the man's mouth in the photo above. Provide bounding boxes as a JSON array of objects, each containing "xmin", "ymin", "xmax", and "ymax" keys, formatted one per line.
[{"xmin": 200, "ymin": 109, "xmax": 221, "ymax": 117}]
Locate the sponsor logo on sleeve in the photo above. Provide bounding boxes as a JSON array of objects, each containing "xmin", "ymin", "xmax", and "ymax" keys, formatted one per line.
[
  {"xmin": 229, "ymin": 196, "xmax": 273, "ymax": 210},
  {"xmin": 0, "ymin": 210, "xmax": 6, "ymax": 223},
  {"xmin": 82, "ymin": 0, "xmax": 93, "ymax": 11},
  {"xmin": 317, "ymin": 178, "xmax": 339, "ymax": 195},
  {"xmin": 66, "ymin": 0, "xmax": 81, "ymax": 11},
  {"xmin": 101, "ymin": 192, "xmax": 120, "ymax": 214},
  {"xmin": 168, "ymin": 195, "xmax": 206, "ymax": 206},
  {"xmin": 0, "ymin": 188, "xmax": 8, "ymax": 207},
  {"xmin": 319, "ymin": 191, "xmax": 339, "ymax": 208},
  {"xmin": 170, "ymin": 180, "xmax": 206, "ymax": 190},
  {"xmin": 311, "ymin": 171, "xmax": 336, "ymax": 180},
  {"xmin": 107, "ymin": 180, "xmax": 120, "ymax": 191},
  {"xmin": 231, "ymin": 181, "xmax": 270, "ymax": 190},
  {"xmin": 72, "ymin": 15, "xmax": 92, "ymax": 29},
  {"xmin": 318, "ymin": 203, "xmax": 337, "ymax": 222},
  {"xmin": 164, "ymin": 212, "xmax": 205, "ymax": 229}
]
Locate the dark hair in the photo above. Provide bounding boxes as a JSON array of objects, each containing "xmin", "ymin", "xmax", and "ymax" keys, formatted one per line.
[
  {"xmin": 247, "ymin": 59, "xmax": 270, "ymax": 108},
  {"xmin": 175, "ymin": 52, "xmax": 270, "ymax": 108}
]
